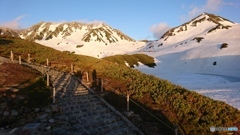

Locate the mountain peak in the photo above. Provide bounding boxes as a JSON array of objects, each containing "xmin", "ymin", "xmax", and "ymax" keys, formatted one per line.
[
  {"xmin": 194, "ymin": 12, "xmax": 234, "ymax": 25},
  {"xmin": 18, "ymin": 21, "xmax": 135, "ymax": 43},
  {"xmin": 160, "ymin": 13, "xmax": 234, "ymax": 39},
  {"xmin": 0, "ymin": 27, "xmax": 20, "ymax": 38}
]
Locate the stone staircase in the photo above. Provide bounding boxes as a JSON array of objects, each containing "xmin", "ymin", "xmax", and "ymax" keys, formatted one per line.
[
  {"xmin": 18, "ymin": 61, "xmax": 144, "ymax": 135},
  {"xmin": 50, "ymin": 72, "xmax": 143, "ymax": 135}
]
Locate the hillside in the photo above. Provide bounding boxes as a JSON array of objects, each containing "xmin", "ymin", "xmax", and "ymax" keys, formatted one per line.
[
  {"xmin": 0, "ymin": 37, "xmax": 239, "ymax": 134},
  {"xmin": 138, "ymin": 12, "xmax": 240, "ymax": 82},
  {"xmin": 0, "ymin": 27, "xmax": 20, "ymax": 38},
  {"xmin": 0, "ymin": 62, "xmax": 51, "ymax": 127},
  {"xmin": 136, "ymin": 13, "xmax": 240, "ymax": 111},
  {"xmin": 102, "ymin": 54, "xmax": 156, "ymax": 68}
]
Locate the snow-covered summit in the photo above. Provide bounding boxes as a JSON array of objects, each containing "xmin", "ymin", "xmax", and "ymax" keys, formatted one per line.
[
  {"xmin": 0, "ymin": 27, "xmax": 20, "ymax": 38},
  {"xmin": 19, "ymin": 21, "xmax": 134, "ymax": 43},
  {"xmin": 17, "ymin": 21, "xmax": 142, "ymax": 58},
  {"xmin": 160, "ymin": 13, "xmax": 234, "ymax": 41},
  {"xmin": 140, "ymin": 12, "xmax": 240, "ymax": 76}
]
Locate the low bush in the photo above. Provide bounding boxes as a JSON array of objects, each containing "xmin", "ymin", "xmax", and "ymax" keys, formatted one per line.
[
  {"xmin": 220, "ymin": 43, "xmax": 228, "ymax": 49},
  {"xmin": 76, "ymin": 44, "xmax": 84, "ymax": 48},
  {"xmin": 193, "ymin": 37, "xmax": 204, "ymax": 43}
]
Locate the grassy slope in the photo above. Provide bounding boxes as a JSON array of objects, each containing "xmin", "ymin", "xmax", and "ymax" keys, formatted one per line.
[
  {"xmin": 0, "ymin": 62, "xmax": 51, "ymax": 108},
  {"xmin": 0, "ymin": 37, "xmax": 239, "ymax": 134},
  {"xmin": 0, "ymin": 63, "xmax": 51, "ymax": 127},
  {"xmin": 102, "ymin": 54, "xmax": 156, "ymax": 68}
]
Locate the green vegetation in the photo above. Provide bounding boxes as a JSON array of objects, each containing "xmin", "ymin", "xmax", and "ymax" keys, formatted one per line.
[
  {"xmin": 18, "ymin": 77, "xmax": 51, "ymax": 108},
  {"xmin": 192, "ymin": 17, "xmax": 206, "ymax": 27},
  {"xmin": 207, "ymin": 24, "xmax": 231, "ymax": 33},
  {"xmin": 76, "ymin": 45, "xmax": 84, "ymax": 48},
  {"xmin": 220, "ymin": 43, "xmax": 228, "ymax": 49},
  {"xmin": 102, "ymin": 54, "xmax": 156, "ymax": 68},
  {"xmin": 0, "ymin": 37, "xmax": 239, "ymax": 135}
]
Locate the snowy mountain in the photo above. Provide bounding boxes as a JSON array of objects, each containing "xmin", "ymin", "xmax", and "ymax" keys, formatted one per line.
[
  {"xmin": 136, "ymin": 13, "xmax": 240, "ymax": 109},
  {"xmin": 139, "ymin": 13, "xmax": 239, "ymax": 76},
  {"xmin": 160, "ymin": 13, "xmax": 234, "ymax": 40},
  {"xmin": 20, "ymin": 22, "xmax": 134, "ymax": 43},
  {"xmin": 0, "ymin": 27, "xmax": 20, "ymax": 38},
  {"xmin": 19, "ymin": 22, "xmax": 144, "ymax": 58}
]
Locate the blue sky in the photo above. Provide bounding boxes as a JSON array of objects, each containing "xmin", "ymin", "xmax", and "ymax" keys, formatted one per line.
[{"xmin": 0, "ymin": 0, "xmax": 239, "ymax": 40}]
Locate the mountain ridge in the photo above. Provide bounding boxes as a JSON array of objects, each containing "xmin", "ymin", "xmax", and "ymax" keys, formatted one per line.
[
  {"xmin": 160, "ymin": 12, "xmax": 234, "ymax": 40},
  {"xmin": 19, "ymin": 21, "xmax": 135, "ymax": 43}
]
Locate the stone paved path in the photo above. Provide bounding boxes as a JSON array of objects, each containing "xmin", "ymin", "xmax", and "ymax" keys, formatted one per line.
[{"xmin": 16, "ymin": 61, "xmax": 144, "ymax": 135}]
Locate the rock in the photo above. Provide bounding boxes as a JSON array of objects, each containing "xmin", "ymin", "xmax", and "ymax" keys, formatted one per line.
[
  {"xmin": 51, "ymin": 104, "xmax": 58, "ymax": 112},
  {"xmin": 25, "ymin": 108, "xmax": 31, "ymax": 113},
  {"xmin": 22, "ymin": 123, "xmax": 41, "ymax": 135},
  {"xmin": 11, "ymin": 110, "xmax": 18, "ymax": 116},
  {"xmin": 44, "ymin": 108, "xmax": 51, "ymax": 113},
  {"xmin": 38, "ymin": 113, "xmax": 48, "ymax": 120},
  {"xmin": 9, "ymin": 128, "xmax": 19, "ymax": 134},
  {"xmin": 124, "ymin": 111, "xmax": 134, "ymax": 117},
  {"xmin": 46, "ymin": 126, "xmax": 51, "ymax": 130},
  {"xmin": 18, "ymin": 107, "xmax": 25, "ymax": 114},
  {"xmin": 49, "ymin": 119, "xmax": 55, "ymax": 123},
  {"xmin": 34, "ymin": 108, "xmax": 40, "ymax": 112},
  {"xmin": 3, "ymin": 111, "xmax": 9, "ymax": 116},
  {"xmin": 18, "ymin": 95, "xmax": 25, "ymax": 100},
  {"xmin": 0, "ymin": 102, "xmax": 7, "ymax": 109}
]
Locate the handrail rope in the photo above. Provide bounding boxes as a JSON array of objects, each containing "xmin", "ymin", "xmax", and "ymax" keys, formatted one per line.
[{"xmin": 101, "ymin": 81, "xmax": 176, "ymax": 131}]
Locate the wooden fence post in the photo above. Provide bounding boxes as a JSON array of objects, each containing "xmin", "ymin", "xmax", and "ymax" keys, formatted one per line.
[
  {"xmin": 47, "ymin": 74, "xmax": 49, "ymax": 86},
  {"xmin": 174, "ymin": 125, "xmax": 178, "ymax": 135},
  {"xmin": 53, "ymin": 87, "xmax": 56, "ymax": 104},
  {"xmin": 28, "ymin": 54, "xmax": 30, "ymax": 63},
  {"xmin": 47, "ymin": 58, "xmax": 49, "ymax": 66},
  {"xmin": 19, "ymin": 55, "xmax": 21, "ymax": 65},
  {"xmin": 127, "ymin": 92, "xmax": 130, "ymax": 111},
  {"xmin": 101, "ymin": 79, "xmax": 103, "ymax": 93},
  {"xmin": 10, "ymin": 50, "xmax": 13, "ymax": 62},
  {"xmin": 86, "ymin": 72, "xmax": 89, "ymax": 82},
  {"xmin": 71, "ymin": 64, "xmax": 74, "ymax": 73}
]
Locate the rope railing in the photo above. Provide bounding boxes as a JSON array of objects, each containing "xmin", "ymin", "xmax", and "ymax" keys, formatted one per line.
[{"xmin": 100, "ymin": 80, "xmax": 177, "ymax": 133}]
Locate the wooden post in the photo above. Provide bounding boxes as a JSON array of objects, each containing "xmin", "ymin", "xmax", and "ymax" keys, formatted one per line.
[
  {"xmin": 10, "ymin": 51, "xmax": 13, "ymax": 62},
  {"xmin": 53, "ymin": 87, "xmax": 56, "ymax": 104},
  {"xmin": 19, "ymin": 56, "xmax": 21, "ymax": 65},
  {"xmin": 86, "ymin": 72, "xmax": 89, "ymax": 82},
  {"xmin": 47, "ymin": 58, "xmax": 49, "ymax": 67},
  {"xmin": 47, "ymin": 74, "xmax": 49, "ymax": 86},
  {"xmin": 101, "ymin": 79, "xmax": 103, "ymax": 93},
  {"xmin": 27, "ymin": 54, "xmax": 30, "ymax": 63},
  {"xmin": 127, "ymin": 92, "xmax": 130, "ymax": 111},
  {"xmin": 71, "ymin": 64, "xmax": 73, "ymax": 73},
  {"xmin": 174, "ymin": 125, "xmax": 178, "ymax": 135},
  {"xmin": 41, "ymin": 65, "xmax": 44, "ymax": 74}
]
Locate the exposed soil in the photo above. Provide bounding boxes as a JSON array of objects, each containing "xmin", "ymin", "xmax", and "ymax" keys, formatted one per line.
[{"xmin": 0, "ymin": 63, "xmax": 40, "ymax": 89}]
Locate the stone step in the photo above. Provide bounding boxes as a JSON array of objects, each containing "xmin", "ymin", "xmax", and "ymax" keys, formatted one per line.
[
  {"xmin": 64, "ymin": 94, "xmax": 97, "ymax": 100},
  {"xmin": 66, "ymin": 107, "xmax": 110, "ymax": 119},
  {"xmin": 96, "ymin": 121, "xmax": 127, "ymax": 134},
  {"xmin": 63, "ymin": 94, "xmax": 97, "ymax": 101},
  {"xmin": 105, "ymin": 126, "xmax": 136, "ymax": 135},
  {"xmin": 87, "ymin": 116, "xmax": 122, "ymax": 129},
  {"xmin": 72, "ymin": 119, "xmax": 127, "ymax": 135},
  {"xmin": 64, "ymin": 104, "xmax": 107, "ymax": 115},
  {"xmin": 86, "ymin": 112, "xmax": 115, "ymax": 121},
  {"xmin": 68, "ymin": 112, "xmax": 116, "ymax": 125},
  {"xmin": 61, "ymin": 100, "xmax": 104, "ymax": 109},
  {"xmin": 65, "ymin": 91, "xmax": 89, "ymax": 96},
  {"xmin": 64, "ymin": 86, "xmax": 86, "ymax": 92}
]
